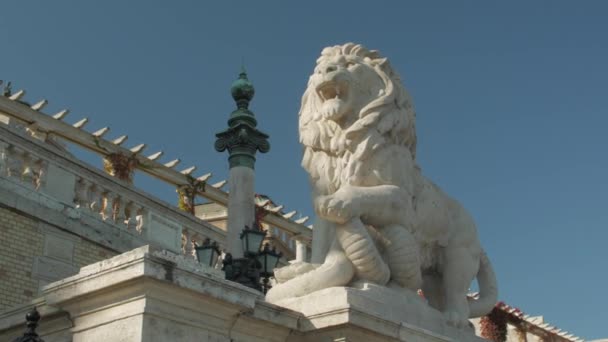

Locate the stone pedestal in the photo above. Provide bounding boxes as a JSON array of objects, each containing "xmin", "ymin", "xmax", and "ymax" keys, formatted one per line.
[
  {"xmin": 41, "ymin": 246, "xmax": 297, "ymax": 342},
  {"xmin": 274, "ymin": 282, "xmax": 485, "ymax": 342},
  {"xmin": 0, "ymin": 246, "xmax": 485, "ymax": 342}
]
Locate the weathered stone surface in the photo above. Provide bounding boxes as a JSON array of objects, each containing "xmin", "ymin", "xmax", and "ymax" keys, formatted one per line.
[
  {"xmin": 276, "ymin": 282, "xmax": 485, "ymax": 341},
  {"xmin": 145, "ymin": 213, "xmax": 182, "ymax": 253},
  {"xmin": 32, "ymin": 256, "xmax": 78, "ymax": 281},
  {"xmin": 41, "ymin": 225, "xmax": 76, "ymax": 263},
  {"xmin": 42, "ymin": 164, "xmax": 76, "ymax": 205}
]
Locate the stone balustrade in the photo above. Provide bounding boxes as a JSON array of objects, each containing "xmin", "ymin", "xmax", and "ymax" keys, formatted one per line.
[
  {"xmin": 72, "ymin": 176, "xmax": 146, "ymax": 233},
  {"xmin": 0, "ymin": 142, "xmax": 47, "ymax": 190},
  {"xmin": 0, "ymin": 123, "xmax": 226, "ymax": 262}
]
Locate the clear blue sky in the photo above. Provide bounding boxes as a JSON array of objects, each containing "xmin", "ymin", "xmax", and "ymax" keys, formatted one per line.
[{"xmin": 2, "ymin": 1, "xmax": 606, "ymax": 339}]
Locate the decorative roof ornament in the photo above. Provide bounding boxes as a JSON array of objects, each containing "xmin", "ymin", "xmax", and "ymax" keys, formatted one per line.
[
  {"xmin": 12, "ymin": 307, "xmax": 45, "ymax": 342},
  {"xmin": 2, "ymin": 80, "xmax": 12, "ymax": 97},
  {"xmin": 215, "ymin": 68, "xmax": 270, "ymax": 169},
  {"xmin": 231, "ymin": 66, "xmax": 255, "ymax": 109}
]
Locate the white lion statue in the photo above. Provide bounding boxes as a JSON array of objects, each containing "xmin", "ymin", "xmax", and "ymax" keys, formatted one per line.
[{"xmin": 266, "ymin": 43, "xmax": 498, "ymax": 328}]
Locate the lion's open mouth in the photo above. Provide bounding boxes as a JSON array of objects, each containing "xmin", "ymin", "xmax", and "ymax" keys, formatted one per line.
[{"xmin": 316, "ymin": 81, "xmax": 348, "ymax": 102}]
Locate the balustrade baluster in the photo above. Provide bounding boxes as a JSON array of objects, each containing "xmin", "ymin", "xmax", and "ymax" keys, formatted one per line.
[
  {"xmin": 114, "ymin": 196, "xmax": 127, "ymax": 227},
  {"xmin": 102, "ymin": 191, "xmax": 117, "ymax": 221},
  {"xmin": 181, "ymin": 229, "xmax": 189, "ymax": 255},
  {"xmin": 135, "ymin": 206, "xmax": 146, "ymax": 234},
  {"xmin": 217, "ymin": 249, "xmax": 227, "ymax": 269},
  {"xmin": 124, "ymin": 201, "xmax": 138, "ymax": 230},
  {"xmin": 31, "ymin": 158, "xmax": 47, "ymax": 190},
  {"xmin": 289, "ymin": 238, "xmax": 295, "ymax": 251},
  {"xmin": 74, "ymin": 178, "xmax": 90, "ymax": 209},
  {"xmin": 294, "ymin": 238, "xmax": 308, "ymax": 262},
  {"xmin": 5, "ymin": 145, "xmax": 24, "ymax": 180},
  {"xmin": 21, "ymin": 152, "xmax": 34, "ymax": 185},
  {"xmin": 190, "ymin": 232, "xmax": 202, "ymax": 257},
  {"xmin": 0, "ymin": 142, "xmax": 9, "ymax": 176},
  {"xmin": 88, "ymin": 184, "xmax": 103, "ymax": 214},
  {"xmin": 182, "ymin": 229, "xmax": 195, "ymax": 258}
]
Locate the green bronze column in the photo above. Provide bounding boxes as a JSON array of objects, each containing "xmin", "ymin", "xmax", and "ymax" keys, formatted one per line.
[{"xmin": 215, "ymin": 69, "xmax": 270, "ymax": 258}]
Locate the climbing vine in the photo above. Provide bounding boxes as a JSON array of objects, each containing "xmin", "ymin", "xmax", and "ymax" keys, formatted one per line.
[
  {"xmin": 480, "ymin": 306, "xmax": 508, "ymax": 342},
  {"xmin": 103, "ymin": 152, "xmax": 138, "ymax": 183},
  {"xmin": 177, "ymin": 175, "xmax": 206, "ymax": 214}
]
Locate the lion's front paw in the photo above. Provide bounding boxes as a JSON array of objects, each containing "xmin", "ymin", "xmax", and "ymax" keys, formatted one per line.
[
  {"xmin": 443, "ymin": 310, "xmax": 469, "ymax": 328},
  {"xmin": 314, "ymin": 194, "xmax": 358, "ymax": 224}
]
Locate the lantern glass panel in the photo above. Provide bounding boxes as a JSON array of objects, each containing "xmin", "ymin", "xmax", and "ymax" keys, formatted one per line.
[
  {"xmin": 256, "ymin": 253, "xmax": 268, "ymax": 274},
  {"xmin": 195, "ymin": 246, "xmax": 218, "ymax": 267},
  {"xmin": 268, "ymin": 253, "xmax": 281, "ymax": 270},
  {"xmin": 257, "ymin": 247, "xmax": 282, "ymax": 276},
  {"xmin": 242, "ymin": 229, "xmax": 265, "ymax": 255}
]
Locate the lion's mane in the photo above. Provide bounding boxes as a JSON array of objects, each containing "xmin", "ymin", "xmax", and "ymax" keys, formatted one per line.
[{"xmin": 299, "ymin": 43, "xmax": 417, "ymax": 192}]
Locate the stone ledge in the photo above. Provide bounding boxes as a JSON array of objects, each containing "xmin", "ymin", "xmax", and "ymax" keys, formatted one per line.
[
  {"xmin": 41, "ymin": 245, "xmax": 301, "ymax": 342},
  {"xmin": 43, "ymin": 245, "xmax": 235, "ymax": 306}
]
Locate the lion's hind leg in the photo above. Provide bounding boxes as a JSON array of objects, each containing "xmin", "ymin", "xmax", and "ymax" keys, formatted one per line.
[
  {"xmin": 422, "ymin": 273, "xmax": 445, "ymax": 312},
  {"xmin": 441, "ymin": 246, "xmax": 479, "ymax": 328},
  {"xmin": 383, "ymin": 224, "xmax": 422, "ymax": 290},
  {"xmin": 336, "ymin": 218, "xmax": 391, "ymax": 285}
]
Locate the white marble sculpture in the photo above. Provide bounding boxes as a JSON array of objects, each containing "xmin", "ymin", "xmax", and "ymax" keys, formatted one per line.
[{"xmin": 266, "ymin": 43, "xmax": 498, "ymax": 328}]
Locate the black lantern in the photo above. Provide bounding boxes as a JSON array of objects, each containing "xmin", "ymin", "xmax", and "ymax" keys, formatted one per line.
[
  {"xmin": 240, "ymin": 225, "xmax": 266, "ymax": 256},
  {"xmin": 223, "ymin": 223, "xmax": 282, "ymax": 293},
  {"xmin": 257, "ymin": 243, "xmax": 282, "ymax": 278},
  {"xmin": 257, "ymin": 243, "xmax": 282, "ymax": 294},
  {"xmin": 195, "ymin": 238, "xmax": 220, "ymax": 268}
]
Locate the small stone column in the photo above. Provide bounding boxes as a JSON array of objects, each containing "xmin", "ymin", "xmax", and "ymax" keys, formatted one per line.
[
  {"xmin": 215, "ymin": 69, "xmax": 270, "ymax": 258},
  {"xmin": 294, "ymin": 237, "xmax": 308, "ymax": 263}
]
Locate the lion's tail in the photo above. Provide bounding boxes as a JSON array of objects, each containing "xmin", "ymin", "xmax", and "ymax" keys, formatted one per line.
[{"xmin": 468, "ymin": 249, "xmax": 498, "ymax": 318}]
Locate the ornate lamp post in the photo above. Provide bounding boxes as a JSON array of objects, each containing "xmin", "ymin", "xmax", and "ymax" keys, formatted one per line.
[
  {"xmin": 214, "ymin": 68, "xmax": 277, "ymax": 293},
  {"xmin": 215, "ymin": 68, "xmax": 269, "ymax": 259}
]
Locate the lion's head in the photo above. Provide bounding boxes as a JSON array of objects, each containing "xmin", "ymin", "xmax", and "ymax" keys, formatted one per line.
[{"xmin": 299, "ymin": 43, "xmax": 417, "ymax": 161}]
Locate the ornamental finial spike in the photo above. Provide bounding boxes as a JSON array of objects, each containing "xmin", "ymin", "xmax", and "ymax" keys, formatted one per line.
[
  {"xmin": 216, "ymin": 67, "xmax": 269, "ymax": 168},
  {"xmin": 231, "ymin": 66, "xmax": 255, "ymax": 109},
  {"xmin": 12, "ymin": 307, "xmax": 44, "ymax": 342}
]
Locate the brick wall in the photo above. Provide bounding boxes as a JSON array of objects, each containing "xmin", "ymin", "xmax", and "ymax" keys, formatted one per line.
[
  {"xmin": 0, "ymin": 207, "xmax": 41, "ymax": 308},
  {"xmin": 0, "ymin": 207, "xmax": 117, "ymax": 310}
]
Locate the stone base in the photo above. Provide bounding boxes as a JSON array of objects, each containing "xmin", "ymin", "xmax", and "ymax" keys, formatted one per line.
[
  {"xmin": 0, "ymin": 246, "xmax": 485, "ymax": 342},
  {"xmin": 274, "ymin": 282, "xmax": 485, "ymax": 342}
]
